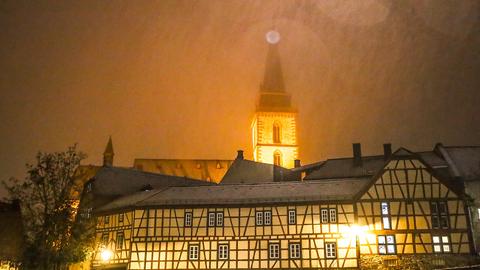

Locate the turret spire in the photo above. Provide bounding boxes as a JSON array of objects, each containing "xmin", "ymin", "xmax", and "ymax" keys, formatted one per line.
[{"xmin": 103, "ymin": 136, "xmax": 114, "ymax": 167}]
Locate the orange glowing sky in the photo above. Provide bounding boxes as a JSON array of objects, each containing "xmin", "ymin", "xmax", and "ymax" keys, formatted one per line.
[{"xmin": 1, "ymin": 1, "xmax": 479, "ymax": 197}]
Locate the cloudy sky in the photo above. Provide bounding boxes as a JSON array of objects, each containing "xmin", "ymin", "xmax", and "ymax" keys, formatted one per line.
[{"xmin": 1, "ymin": 0, "xmax": 479, "ymax": 197}]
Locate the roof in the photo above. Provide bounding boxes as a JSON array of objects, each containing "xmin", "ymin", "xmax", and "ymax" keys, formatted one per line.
[
  {"xmin": 0, "ymin": 201, "xmax": 24, "ymax": 261},
  {"xmin": 133, "ymin": 159, "xmax": 233, "ymax": 183},
  {"xmin": 220, "ymin": 159, "xmax": 293, "ymax": 184},
  {"xmin": 95, "ymin": 178, "xmax": 371, "ymax": 213},
  {"xmin": 104, "ymin": 136, "xmax": 114, "ymax": 154},
  {"xmin": 441, "ymin": 146, "xmax": 480, "ymax": 181},
  {"xmin": 304, "ymin": 156, "xmax": 386, "ymax": 180},
  {"xmin": 91, "ymin": 166, "xmax": 213, "ymax": 208}
]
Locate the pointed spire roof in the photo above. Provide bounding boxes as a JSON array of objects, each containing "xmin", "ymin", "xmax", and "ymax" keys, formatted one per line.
[
  {"xmin": 261, "ymin": 43, "xmax": 285, "ymax": 93},
  {"xmin": 104, "ymin": 136, "xmax": 114, "ymax": 155}
]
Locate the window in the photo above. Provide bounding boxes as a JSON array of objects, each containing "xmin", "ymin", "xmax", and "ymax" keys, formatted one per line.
[
  {"xmin": 216, "ymin": 212, "xmax": 224, "ymax": 227},
  {"xmin": 433, "ymin": 235, "xmax": 451, "ymax": 253},
  {"xmin": 381, "ymin": 202, "xmax": 391, "ymax": 229},
  {"xmin": 218, "ymin": 244, "xmax": 229, "ymax": 260},
  {"xmin": 189, "ymin": 245, "xmax": 199, "ymax": 260},
  {"xmin": 273, "ymin": 122, "xmax": 281, "ymax": 143},
  {"xmin": 264, "ymin": 211, "xmax": 272, "ymax": 225},
  {"xmin": 288, "ymin": 209, "xmax": 296, "ymax": 225},
  {"xmin": 116, "ymin": 232, "xmax": 124, "ymax": 250},
  {"xmin": 329, "ymin": 209, "xmax": 337, "ymax": 223},
  {"xmin": 101, "ymin": 233, "xmax": 108, "ymax": 245},
  {"xmin": 185, "ymin": 212, "xmax": 192, "ymax": 227},
  {"xmin": 325, "ymin": 242, "xmax": 337, "ymax": 259},
  {"xmin": 273, "ymin": 151, "xmax": 282, "ymax": 166},
  {"xmin": 431, "ymin": 201, "xmax": 449, "ymax": 229},
  {"xmin": 256, "ymin": 211, "xmax": 264, "ymax": 226},
  {"xmin": 321, "ymin": 209, "xmax": 329, "ymax": 223},
  {"xmin": 478, "ymin": 208, "xmax": 480, "ymax": 220},
  {"xmin": 119, "ymin": 213, "xmax": 124, "ymax": 223},
  {"xmin": 289, "ymin": 243, "xmax": 301, "ymax": 259},
  {"xmin": 208, "ymin": 212, "xmax": 216, "ymax": 227},
  {"xmin": 83, "ymin": 207, "xmax": 92, "ymax": 219},
  {"xmin": 269, "ymin": 243, "xmax": 280, "ymax": 259},
  {"xmin": 85, "ymin": 182, "xmax": 92, "ymax": 193},
  {"xmin": 104, "ymin": 215, "xmax": 109, "ymax": 224},
  {"xmin": 378, "ymin": 235, "xmax": 396, "ymax": 254}
]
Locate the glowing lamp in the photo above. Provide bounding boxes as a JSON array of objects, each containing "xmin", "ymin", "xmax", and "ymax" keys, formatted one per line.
[
  {"xmin": 347, "ymin": 224, "xmax": 368, "ymax": 238},
  {"xmin": 100, "ymin": 248, "xmax": 113, "ymax": 262},
  {"xmin": 266, "ymin": 30, "xmax": 280, "ymax": 44}
]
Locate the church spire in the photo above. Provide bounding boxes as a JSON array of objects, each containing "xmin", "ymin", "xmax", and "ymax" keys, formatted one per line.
[
  {"xmin": 257, "ymin": 31, "xmax": 292, "ymax": 112},
  {"xmin": 103, "ymin": 136, "xmax": 114, "ymax": 167},
  {"xmin": 261, "ymin": 43, "xmax": 285, "ymax": 93}
]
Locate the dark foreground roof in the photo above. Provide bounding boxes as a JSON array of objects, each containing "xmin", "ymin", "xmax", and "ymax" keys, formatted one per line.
[
  {"xmin": 0, "ymin": 201, "xmax": 24, "ymax": 261},
  {"xmin": 441, "ymin": 146, "xmax": 480, "ymax": 181},
  {"xmin": 95, "ymin": 178, "xmax": 370, "ymax": 213}
]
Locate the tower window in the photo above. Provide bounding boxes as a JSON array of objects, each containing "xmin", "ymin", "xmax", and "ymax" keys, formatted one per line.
[
  {"xmin": 273, "ymin": 151, "xmax": 282, "ymax": 166},
  {"xmin": 273, "ymin": 122, "xmax": 281, "ymax": 143}
]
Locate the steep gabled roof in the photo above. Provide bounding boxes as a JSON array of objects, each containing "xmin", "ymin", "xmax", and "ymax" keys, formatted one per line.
[
  {"xmin": 436, "ymin": 145, "xmax": 480, "ymax": 182},
  {"xmin": 304, "ymin": 156, "xmax": 386, "ymax": 180},
  {"xmin": 220, "ymin": 159, "xmax": 293, "ymax": 184},
  {"xmin": 95, "ymin": 178, "xmax": 370, "ymax": 213}
]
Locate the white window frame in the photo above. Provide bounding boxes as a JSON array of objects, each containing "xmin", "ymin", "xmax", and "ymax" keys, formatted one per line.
[
  {"xmin": 101, "ymin": 233, "xmax": 108, "ymax": 245},
  {"xmin": 185, "ymin": 212, "xmax": 192, "ymax": 227},
  {"xmin": 378, "ymin": 235, "xmax": 396, "ymax": 255},
  {"xmin": 381, "ymin": 202, "xmax": 391, "ymax": 229},
  {"xmin": 264, "ymin": 211, "xmax": 272, "ymax": 225},
  {"xmin": 119, "ymin": 213, "xmax": 124, "ymax": 223},
  {"xmin": 325, "ymin": 242, "xmax": 336, "ymax": 259},
  {"xmin": 288, "ymin": 209, "xmax": 296, "ymax": 225},
  {"xmin": 208, "ymin": 212, "xmax": 216, "ymax": 227},
  {"xmin": 218, "ymin": 244, "xmax": 229, "ymax": 260},
  {"xmin": 269, "ymin": 243, "xmax": 280, "ymax": 259},
  {"xmin": 216, "ymin": 212, "xmax": 224, "ymax": 227},
  {"xmin": 329, "ymin": 209, "xmax": 337, "ymax": 223},
  {"xmin": 115, "ymin": 232, "xmax": 124, "ymax": 250},
  {"xmin": 321, "ymin": 209, "xmax": 329, "ymax": 223},
  {"xmin": 189, "ymin": 245, "xmax": 199, "ymax": 260},
  {"xmin": 289, "ymin": 243, "xmax": 301, "ymax": 259},
  {"xmin": 433, "ymin": 235, "xmax": 451, "ymax": 253},
  {"xmin": 256, "ymin": 211, "xmax": 264, "ymax": 226}
]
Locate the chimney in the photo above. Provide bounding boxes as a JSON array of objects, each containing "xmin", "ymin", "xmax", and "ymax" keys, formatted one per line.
[
  {"xmin": 294, "ymin": 159, "xmax": 301, "ymax": 168},
  {"xmin": 353, "ymin": 143, "xmax": 362, "ymax": 166},
  {"xmin": 236, "ymin": 150, "xmax": 244, "ymax": 160},
  {"xmin": 383, "ymin": 143, "xmax": 392, "ymax": 160}
]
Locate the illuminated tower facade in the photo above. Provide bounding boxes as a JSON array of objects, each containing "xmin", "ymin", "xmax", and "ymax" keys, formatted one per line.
[{"xmin": 252, "ymin": 31, "xmax": 298, "ymax": 168}]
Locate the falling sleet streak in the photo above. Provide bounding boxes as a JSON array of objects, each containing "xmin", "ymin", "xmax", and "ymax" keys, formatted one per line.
[{"xmin": 0, "ymin": 0, "xmax": 479, "ymax": 197}]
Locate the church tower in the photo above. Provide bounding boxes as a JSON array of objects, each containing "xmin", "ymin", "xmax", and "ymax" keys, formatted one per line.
[
  {"xmin": 103, "ymin": 136, "xmax": 114, "ymax": 167},
  {"xmin": 252, "ymin": 31, "xmax": 298, "ymax": 168}
]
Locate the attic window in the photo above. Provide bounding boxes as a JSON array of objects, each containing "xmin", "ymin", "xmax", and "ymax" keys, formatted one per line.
[
  {"xmin": 216, "ymin": 162, "xmax": 222, "ymax": 169},
  {"xmin": 196, "ymin": 163, "xmax": 201, "ymax": 169}
]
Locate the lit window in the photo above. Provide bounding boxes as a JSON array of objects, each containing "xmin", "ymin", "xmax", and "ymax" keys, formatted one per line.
[
  {"xmin": 381, "ymin": 202, "xmax": 391, "ymax": 229},
  {"xmin": 256, "ymin": 212, "xmax": 264, "ymax": 226},
  {"xmin": 478, "ymin": 208, "xmax": 480, "ymax": 220},
  {"xmin": 116, "ymin": 232, "xmax": 124, "ymax": 250},
  {"xmin": 185, "ymin": 212, "xmax": 192, "ymax": 227},
  {"xmin": 119, "ymin": 213, "xmax": 124, "ymax": 223},
  {"xmin": 273, "ymin": 151, "xmax": 282, "ymax": 166},
  {"xmin": 189, "ymin": 245, "xmax": 199, "ymax": 260},
  {"xmin": 216, "ymin": 212, "xmax": 224, "ymax": 227},
  {"xmin": 208, "ymin": 212, "xmax": 216, "ymax": 227},
  {"xmin": 431, "ymin": 201, "xmax": 449, "ymax": 229},
  {"xmin": 269, "ymin": 243, "xmax": 280, "ymax": 259},
  {"xmin": 104, "ymin": 216, "xmax": 109, "ymax": 224},
  {"xmin": 288, "ymin": 210, "xmax": 296, "ymax": 225},
  {"xmin": 101, "ymin": 233, "xmax": 108, "ymax": 245},
  {"xmin": 433, "ymin": 235, "xmax": 451, "ymax": 253},
  {"xmin": 218, "ymin": 244, "xmax": 229, "ymax": 260},
  {"xmin": 325, "ymin": 242, "xmax": 336, "ymax": 259},
  {"xmin": 264, "ymin": 211, "xmax": 272, "ymax": 225},
  {"xmin": 321, "ymin": 209, "xmax": 329, "ymax": 223},
  {"xmin": 378, "ymin": 235, "xmax": 396, "ymax": 254},
  {"xmin": 329, "ymin": 209, "xmax": 337, "ymax": 223},
  {"xmin": 289, "ymin": 243, "xmax": 301, "ymax": 259},
  {"xmin": 273, "ymin": 122, "xmax": 281, "ymax": 143}
]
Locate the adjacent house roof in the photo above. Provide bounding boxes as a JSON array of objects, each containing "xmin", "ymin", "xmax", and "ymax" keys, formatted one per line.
[
  {"xmin": 437, "ymin": 145, "xmax": 480, "ymax": 182},
  {"xmin": 0, "ymin": 201, "xmax": 24, "ymax": 261},
  {"xmin": 304, "ymin": 156, "xmax": 386, "ymax": 180},
  {"xmin": 220, "ymin": 159, "xmax": 294, "ymax": 184},
  {"xmin": 133, "ymin": 159, "xmax": 233, "ymax": 183},
  {"xmin": 95, "ymin": 177, "xmax": 371, "ymax": 213}
]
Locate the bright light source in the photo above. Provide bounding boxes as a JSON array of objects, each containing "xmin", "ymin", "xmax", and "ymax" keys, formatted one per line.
[
  {"xmin": 101, "ymin": 248, "xmax": 113, "ymax": 262},
  {"xmin": 346, "ymin": 224, "xmax": 369, "ymax": 238},
  {"xmin": 266, "ymin": 30, "xmax": 280, "ymax": 44}
]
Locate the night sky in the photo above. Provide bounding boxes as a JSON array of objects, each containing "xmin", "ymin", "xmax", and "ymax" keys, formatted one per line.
[{"xmin": 1, "ymin": 1, "xmax": 479, "ymax": 197}]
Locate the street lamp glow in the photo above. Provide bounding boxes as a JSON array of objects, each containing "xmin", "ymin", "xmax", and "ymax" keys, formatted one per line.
[
  {"xmin": 347, "ymin": 224, "xmax": 368, "ymax": 238},
  {"xmin": 101, "ymin": 248, "xmax": 113, "ymax": 262}
]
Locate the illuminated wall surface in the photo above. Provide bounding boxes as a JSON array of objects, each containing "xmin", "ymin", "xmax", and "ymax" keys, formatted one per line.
[
  {"xmin": 252, "ymin": 111, "xmax": 298, "ymax": 168},
  {"xmin": 92, "ymin": 154, "xmax": 471, "ymax": 269}
]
